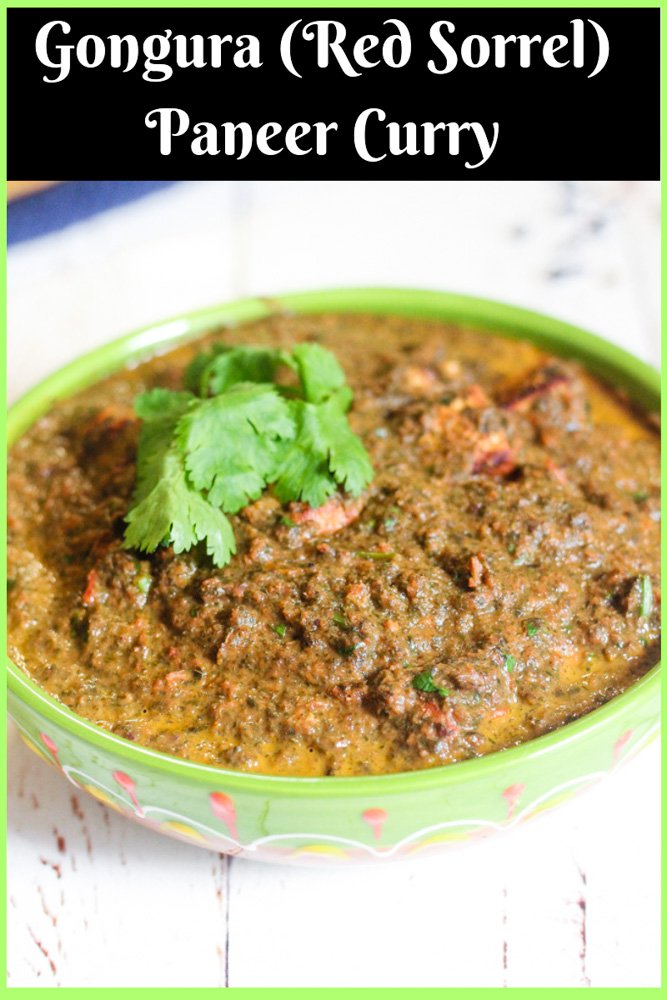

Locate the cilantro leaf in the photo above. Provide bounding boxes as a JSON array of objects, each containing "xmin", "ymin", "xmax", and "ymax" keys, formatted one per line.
[
  {"xmin": 124, "ymin": 340, "xmax": 374, "ymax": 569},
  {"xmin": 273, "ymin": 389, "xmax": 373, "ymax": 507},
  {"xmin": 178, "ymin": 383, "xmax": 294, "ymax": 513},
  {"xmin": 134, "ymin": 387, "xmax": 194, "ymax": 423},
  {"xmin": 320, "ymin": 390, "xmax": 374, "ymax": 496},
  {"xmin": 291, "ymin": 342, "xmax": 347, "ymax": 404},
  {"xmin": 125, "ymin": 388, "xmax": 235, "ymax": 565},
  {"xmin": 184, "ymin": 348, "xmax": 221, "ymax": 395},
  {"xmin": 273, "ymin": 399, "xmax": 338, "ymax": 508},
  {"xmin": 124, "ymin": 442, "xmax": 235, "ymax": 566},
  {"xmin": 130, "ymin": 388, "xmax": 195, "ymax": 504},
  {"xmin": 186, "ymin": 346, "xmax": 294, "ymax": 397}
]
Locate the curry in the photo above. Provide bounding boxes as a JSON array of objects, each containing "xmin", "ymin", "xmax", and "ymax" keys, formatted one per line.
[{"xmin": 7, "ymin": 313, "xmax": 660, "ymax": 776}]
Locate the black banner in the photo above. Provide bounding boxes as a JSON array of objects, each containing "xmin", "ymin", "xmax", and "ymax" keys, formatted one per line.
[{"xmin": 7, "ymin": 7, "xmax": 660, "ymax": 180}]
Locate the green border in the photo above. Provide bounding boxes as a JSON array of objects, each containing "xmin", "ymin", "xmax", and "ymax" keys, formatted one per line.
[
  {"xmin": 7, "ymin": 287, "xmax": 661, "ymax": 800},
  {"xmin": 3, "ymin": 1, "xmax": 663, "ymax": 7},
  {"xmin": 1, "ymin": 1, "xmax": 6, "ymax": 995}
]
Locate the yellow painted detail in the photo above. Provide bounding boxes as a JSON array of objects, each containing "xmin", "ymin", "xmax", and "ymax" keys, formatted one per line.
[
  {"xmin": 292, "ymin": 844, "xmax": 349, "ymax": 858},
  {"xmin": 406, "ymin": 829, "xmax": 475, "ymax": 853},
  {"xmin": 18, "ymin": 732, "xmax": 54, "ymax": 766},
  {"xmin": 162, "ymin": 820, "xmax": 207, "ymax": 843},
  {"xmin": 81, "ymin": 783, "xmax": 126, "ymax": 813}
]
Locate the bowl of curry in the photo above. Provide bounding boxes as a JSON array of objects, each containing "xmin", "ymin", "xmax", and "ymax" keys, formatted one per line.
[{"xmin": 7, "ymin": 288, "xmax": 660, "ymax": 864}]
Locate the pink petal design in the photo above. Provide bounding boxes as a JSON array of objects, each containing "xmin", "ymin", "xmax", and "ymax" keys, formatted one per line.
[
  {"xmin": 362, "ymin": 807, "xmax": 388, "ymax": 841},
  {"xmin": 210, "ymin": 792, "xmax": 239, "ymax": 840},
  {"xmin": 612, "ymin": 729, "xmax": 633, "ymax": 766},
  {"xmin": 502, "ymin": 782, "xmax": 525, "ymax": 821},
  {"xmin": 112, "ymin": 770, "xmax": 144, "ymax": 817},
  {"xmin": 40, "ymin": 732, "xmax": 61, "ymax": 768}
]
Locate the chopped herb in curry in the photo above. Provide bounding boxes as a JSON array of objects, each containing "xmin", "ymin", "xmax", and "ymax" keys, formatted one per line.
[{"xmin": 412, "ymin": 670, "xmax": 451, "ymax": 699}]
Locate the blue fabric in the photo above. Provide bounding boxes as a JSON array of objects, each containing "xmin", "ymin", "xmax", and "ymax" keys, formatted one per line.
[{"xmin": 8, "ymin": 181, "xmax": 175, "ymax": 246}]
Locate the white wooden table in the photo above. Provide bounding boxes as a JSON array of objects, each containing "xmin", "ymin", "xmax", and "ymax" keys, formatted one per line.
[{"xmin": 7, "ymin": 180, "xmax": 660, "ymax": 988}]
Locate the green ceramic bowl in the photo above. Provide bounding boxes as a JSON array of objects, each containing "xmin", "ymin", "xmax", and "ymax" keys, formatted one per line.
[{"xmin": 7, "ymin": 289, "xmax": 660, "ymax": 864}]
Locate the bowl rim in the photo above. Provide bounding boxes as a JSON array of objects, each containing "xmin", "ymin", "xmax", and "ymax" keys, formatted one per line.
[{"xmin": 7, "ymin": 286, "xmax": 661, "ymax": 797}]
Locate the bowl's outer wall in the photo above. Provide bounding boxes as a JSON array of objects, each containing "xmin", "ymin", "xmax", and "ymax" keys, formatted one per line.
[
  {"xmin": 7, "ymin": 289, "xmax": 661, "ymax": 863},
  {"xmin": 8, "ymin": 675, "xmax": 659, "ymax": 862}
]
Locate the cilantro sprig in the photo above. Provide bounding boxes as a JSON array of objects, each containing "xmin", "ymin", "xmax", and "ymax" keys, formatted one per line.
[{"xmin": 123, "ymin": 342, "xmax": 373, "ymax": 567}]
